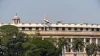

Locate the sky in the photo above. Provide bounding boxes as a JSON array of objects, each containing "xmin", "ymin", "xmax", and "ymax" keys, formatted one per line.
[{"xmin": 0, "ymin": 0, "xmax": 100, "ymax": 24}]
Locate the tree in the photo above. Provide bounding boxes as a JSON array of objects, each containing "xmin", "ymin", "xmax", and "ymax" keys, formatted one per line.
[
  {"xmin": 47, "ymin": 37, "xmax": 68, "ymax": 56},
  {"xmin": 23, "ymin": 37, "xmax": 56, "ymax": 56},
  {"xmin": 57, "ymin": 38, "xmax": 68, "ymax": 56},
  {"xmin": 0, "ymin": 25, "xmax": 19, "ymax": 46},
  {"xmin": 0, "ymin": 25, "xmax": 18, "ymax": 36},
  {"xmin": 86, "ymin": 43, "xmax": 98, "ymax": 56},
  {"xmin": 0, "ymin": 25, "xmax": 27, "ymax": 46},
  {"xmin": 97, "ymin": 44, "xmax": 100, "ymax": 56},
  {"xmin": 7, "ymin": 37, "xmax": 26, "ymax": 56},
  {"xmin": 72, "ymin": 38, "xmax": 84, "ymax": 56},
  {"xmin": 23, "ymin": 42, "xmax": 40, "ymax": 56},
  {"xmin": 0, "ymin": 39, "xmax": 4, "ymax": 56},
  {"xmin": 86, "ymin": 43, "xmax": 91, "ymax": 56},
  {"xmin": 0, "ymin": 25, "xmax": 21, "ymax": 56}
]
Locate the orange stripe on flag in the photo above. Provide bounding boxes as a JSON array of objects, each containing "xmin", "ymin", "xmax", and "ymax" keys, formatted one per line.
[{"xmin": 44, "ymin": 17, "xmax": 48, "ymax": 20}]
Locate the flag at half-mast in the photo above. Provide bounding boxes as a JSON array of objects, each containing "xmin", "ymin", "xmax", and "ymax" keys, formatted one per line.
[{"xmin": 44, "ymin": 17, "xmax": 49, "ymax": 23}]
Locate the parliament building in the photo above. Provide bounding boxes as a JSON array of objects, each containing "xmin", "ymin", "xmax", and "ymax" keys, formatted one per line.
[{"xmin": 1, "ymin": 15, "xmax": 100, "ymax": 56}]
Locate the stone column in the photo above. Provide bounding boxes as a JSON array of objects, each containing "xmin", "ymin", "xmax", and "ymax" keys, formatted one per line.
[
  {"xmin": 25, "ymin": 27, "xmax": 29, "ymax": 30},
  {"xmin": 39, "ymin": 27, "xmax": 41, "ymax": 31},
  {"xmin": 94, "ymin": 28, "xmax": 96, "ymax": 31},
  {"xmin": 64, "ymin": 46, "xmax": 66, "ymax": 53},
  {"xmin": 65, "ymin": 28, "xmax": 68, "ymax": 31},
  {"xmin": 84, "ymin": 38, "xmax": 86, "ymax": 52},
  {"xmin": 90, "ymin": 38, "xmax": 92, "ymax": 44},
  {"xmin": 96, "ymin": 38, "xmax": 98, "ymax": 44},
  {"xmin": 71, "ymin": 28, "xmax": 74, "ymax": 31},
  {"xmin": 52, "ymin": 27, "xmax": 56, "ymax": 31},
  {"xmin": 83, "ymin": 28, "xmax": 86, "ymax": 31},
  {"xmin": 71, "ymin": 38, "xmax": 73, "ymax": 52},
  {"xmin": 88, "ymin": 28, "xmax": 91, "ymax": 31},
  {"xmin": 77, "ymin": 28, "xmax": 80, "ymax": 31},
  {"xmin": 96, "ymin": 38, "xmax": 99, "ymax": 53},
  {"xmin": 56, "ymin": 38, "xmax": 59, "ymax": 48},
  {"xmin": 46, "ymin": 27, "xmax": 49, "ymax": 31},
  {"xmin": 18, "ymin": 28, "xmax": 22, "ymax": 30},
  {"xmin": 42, "ymin": 37, "xmax": 44, "ymax": 40},
  {"xmin": 32, "ymin": 27, "xmax": 35, "ymax": 30},
  {"xmin": 59, "ymin": 27, "xmax": 62, "ymax": 31}
]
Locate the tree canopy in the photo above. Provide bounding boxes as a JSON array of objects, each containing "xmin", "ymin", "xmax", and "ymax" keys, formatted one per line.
[
  {"xmin": 23, "ymin": 37, "xmax": 56, "ymax": 56},
  {"xmin": 0, "ymin": 25, "xmax": 27, "ymax": 46},
  {"xmin": 0, "ymin": 25, "xmax": 18, "ymax": 36}
]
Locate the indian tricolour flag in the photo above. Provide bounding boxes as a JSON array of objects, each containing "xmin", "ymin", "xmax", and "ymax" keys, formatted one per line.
[{"xmin": 44, "ymin": 17, "xmax": 49, "ymax": 23}]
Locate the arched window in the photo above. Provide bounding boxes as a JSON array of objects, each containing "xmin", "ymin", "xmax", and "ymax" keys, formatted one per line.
[
  {"xmin": 41, "ymin": 27, "xmax": 44, "ymax": 31},
  {"xmin": 56, "ymin": 27, "xmax": 59, "ymax": 31},
  {"xmin": 36, "ymin": 27, "xmax": 39, "ymax": 30},
  {"xmin": 96, "ymin": 28, "xmax": 99, "ymax": 31},
  {"xmin": 74, "ymin": 28, "xmax": 77, "ymax": 31},
  {"xmin": 62, "ymin": 27, "xmax": 65, "ymax": 31},
  {"xmin": 68, "ymin": 27, "xmax": 71, "ymax": 30},
  {"xmin": 86, "ymin": 28, "xmax": 89, "ymax": 31},
  {"xmin": 80, "ymin": 28, "xmax": 83, "ymax": 31},
  {"xmin": 22, "ymin": 27, "xmax": 25, "ymax": 30},
  {"xmin": 29, "ymin": 27, "xmax": 32, "ymax": 30},
  {"xmin": 91, "ymin": 28, "xmax": 94, "ymax": 31}
]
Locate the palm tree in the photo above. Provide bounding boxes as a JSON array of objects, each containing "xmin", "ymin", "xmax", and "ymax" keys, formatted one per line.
[
  {"xmin": 72, "ymin": 38, "xmax": 85, "ymax": 56},
  {"xmin": 86, "ymin": 43, "xmax": 98, "ymax": 56},
  {"xmin": 47, "ymin": 37, "xmax": 68, "ymax": 56},
  {"xmin": 58, "ymin": 38, "xmax": 67, "ymax": 56},
  {"xmin": 85, "ymin": 43, "xmax": 91, "ymax": 56},
  {"xmin": 97, "ymin": 44, "xmax": 100, "ymax": 56}
]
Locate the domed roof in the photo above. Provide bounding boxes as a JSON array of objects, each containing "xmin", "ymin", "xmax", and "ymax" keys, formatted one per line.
[{"xmin": 13, "ymin": 16, "xmax": 20, "ymax": 19}]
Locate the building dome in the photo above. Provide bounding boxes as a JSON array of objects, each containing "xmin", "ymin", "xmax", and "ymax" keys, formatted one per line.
[
  {"xmin": 13, "ymin": 16, "xmax": 20, "ymax": 19},
  {"xmin": 12, "ymin": 16, "xmax": 21, "ymax": 24}
]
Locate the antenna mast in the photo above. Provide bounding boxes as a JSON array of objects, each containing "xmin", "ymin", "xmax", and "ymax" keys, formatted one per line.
[{"xmin": 16, "ymin": 13, "xmax": 17, "ymax": 16}]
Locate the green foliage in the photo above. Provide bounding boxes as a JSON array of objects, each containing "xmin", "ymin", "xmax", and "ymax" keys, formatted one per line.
[
  {"xmin": 86, "ymin": 43, "xmax": 98, "ymax": 56},
  {"xmin": 5, "ymin": 36, "xmax": 57, "ymax": 56},
  {"xmin": 72, "ymin": 38, "xmax": 84, "ymax": 52},
  {"xmin": 45, "ymin": 38, "xmax": 68, "ymax": 56},
  {"xmin": 0, "ymin": 25, "xmax": 18, "ymax": 46},
  {"xmin": 0, "ymin": 25, "xmax": 60, "ymax": 56},
  {"xmin": 24, "ymin": 49, "xmax": 40, "ymax": 56},
  {"xmin": 1, "ymin": 36, "xmax": 12, "ymax": 46},
  {"xmin": 0, "ymin": 25, "xmax": 18, "ymax": 36},
  {"xmin": 23, "ymin": 38, "xmax": 56, "ymax": 56},
  {"xmin": 0, "ymin": 25, "xmax": 27, "ymax": 46},
  {"xmin": 7, "ymin": 37, "xmax": 25, "ymax": 56}
]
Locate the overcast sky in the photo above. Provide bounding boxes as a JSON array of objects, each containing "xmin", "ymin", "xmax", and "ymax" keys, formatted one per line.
[{"xmin": 0, "ymin": 0, "xmax": 100, "ymax": 24}]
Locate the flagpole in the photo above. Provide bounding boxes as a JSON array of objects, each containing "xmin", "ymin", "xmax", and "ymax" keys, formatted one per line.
[
  {"xmin": 44, "ymin": 21, "xmax": 45, "ymax": 31},
  {"xmin": 44, "ymin": 15, "xmax": 46, "ymax": 31},
  {"xmin": 44, "ymin": 15, "xmax": 47, "ymax": 31}
]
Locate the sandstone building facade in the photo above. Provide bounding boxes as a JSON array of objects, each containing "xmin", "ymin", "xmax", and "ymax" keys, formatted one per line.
[{"xmin": 0, "ymin": 16, "xmax": 100, "ymax": 56}]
